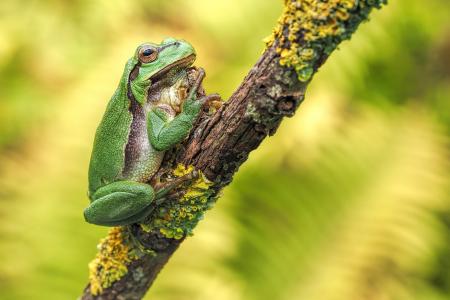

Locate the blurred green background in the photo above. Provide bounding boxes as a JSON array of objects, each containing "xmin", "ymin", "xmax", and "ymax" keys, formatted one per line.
[{"xmin": 0, "ymin": 0, "xmax": 449, "ymax": 299}]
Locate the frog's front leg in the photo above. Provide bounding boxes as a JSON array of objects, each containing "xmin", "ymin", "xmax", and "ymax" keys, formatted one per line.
[
  {"xmin": 147, "ymin": 69, "xmax": 220, "ymax": 151},
  {"xmin": 84, "ymin": 181, "xmax": 156, "ymax": 226}
]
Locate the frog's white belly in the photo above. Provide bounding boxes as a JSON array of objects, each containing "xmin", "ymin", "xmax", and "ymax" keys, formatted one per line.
[
  {"xmin": 121, "ymin": 102, "xmax": 164, "ymax": 182},
  {"xmin": 122, "ymin": 73, "xmax": 186, "ymax": 182}
]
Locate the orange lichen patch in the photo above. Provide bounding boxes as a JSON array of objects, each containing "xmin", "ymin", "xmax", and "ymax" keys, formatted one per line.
[
  {"xmin": 265, "ymin": 0, "xmax": 386, "ymax": 82},
  {"xmin": 88, "ymin": 227, "xmax": 138, "ymax": 295}
]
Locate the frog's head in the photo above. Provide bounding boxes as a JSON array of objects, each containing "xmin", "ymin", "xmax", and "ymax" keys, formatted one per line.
[{"xmin": 128, "ymin": 38, "xmax": 196, "ymax": 105}]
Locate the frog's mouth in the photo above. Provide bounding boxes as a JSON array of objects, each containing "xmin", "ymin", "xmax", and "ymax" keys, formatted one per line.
[{"xmin": 149, "ymin": 54, "xmax": 196, "ymax": 82}]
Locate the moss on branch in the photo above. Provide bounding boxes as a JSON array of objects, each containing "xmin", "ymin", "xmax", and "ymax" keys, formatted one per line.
[
  {"xmin": 88, "ymin": 227, "xmax": 139, "ymax": 295},
  {"xmin": 265, "ymin": 0, "xmax": 387, "ymax": 82},
  {"xmin": 142, "ymin": 164, "xmax": 214, "ymax": 240}
]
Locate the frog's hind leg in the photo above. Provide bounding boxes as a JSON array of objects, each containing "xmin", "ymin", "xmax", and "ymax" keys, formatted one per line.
[
  {"xmin": 94, "ymin": 201, "xmax": 157, "ymax": 227},
  {"xmin": 84, "ymin": 181, "xmax": 155, "ymax": 226}
]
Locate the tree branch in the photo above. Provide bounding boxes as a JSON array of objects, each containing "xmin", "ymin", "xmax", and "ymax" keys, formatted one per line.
[{"xmin": 81, "ymin": 1, "xmax": 387, "ymax": 299}]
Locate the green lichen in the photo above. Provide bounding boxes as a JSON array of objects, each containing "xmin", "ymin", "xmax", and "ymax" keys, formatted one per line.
[
  {"xmin": 88, "ymin": 227, "xmax": 139, "ymax": 295},
  {"xmin": 245, "ymin": 103, "xmax": 262, "ymax": 124},
  {"xmin": 142, "ymin": 164, "xmax": 214, "ymax": 240},
  {"xmin": 264, "ymin": 0, "xmax": 387, "ymax": 82}
]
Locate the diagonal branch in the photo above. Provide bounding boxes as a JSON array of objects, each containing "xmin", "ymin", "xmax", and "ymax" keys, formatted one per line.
[{"xmin": 81, "ymin": 1, "xmax": 387, "ymax": 299}]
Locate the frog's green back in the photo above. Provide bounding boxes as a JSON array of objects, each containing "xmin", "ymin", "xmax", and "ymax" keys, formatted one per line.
[{"xmin": 88, "ymin": 59, "xmax": 134, "ymax": 195}]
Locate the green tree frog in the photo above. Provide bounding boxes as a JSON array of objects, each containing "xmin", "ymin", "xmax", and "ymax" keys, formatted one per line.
[{"xmin": 84, "ymin": 38, "xmax": 218, "ymax": 226}]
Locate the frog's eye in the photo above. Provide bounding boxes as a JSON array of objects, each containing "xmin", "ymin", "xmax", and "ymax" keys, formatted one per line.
[{"xmin": 138, "ymin": 46, "xmax": 158, "ymax": 63}]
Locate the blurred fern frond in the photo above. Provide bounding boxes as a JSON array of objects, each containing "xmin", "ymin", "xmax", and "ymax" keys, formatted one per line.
[{"xmin": 226, "ymin": 105, "xmax": 449, "ymax": 300}]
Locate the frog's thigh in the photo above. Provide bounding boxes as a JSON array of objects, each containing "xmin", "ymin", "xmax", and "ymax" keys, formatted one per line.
[{"xmin": 84, "ymin": 181, "xmax": 155, "ymax": 226}]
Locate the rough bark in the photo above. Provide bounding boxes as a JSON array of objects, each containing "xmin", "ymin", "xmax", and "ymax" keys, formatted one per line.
[{"xmin": 81, "ymin": 1, "xmax": 386, "ymax": 299}]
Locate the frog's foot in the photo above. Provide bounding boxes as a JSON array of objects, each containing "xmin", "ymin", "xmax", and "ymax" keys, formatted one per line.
[
  {"xmin": 155, "ymin": 190, "xmax": 186, "ymax": 205},
  {"xmin": 192, "ymin": 67, "xmax": 206, "ymax": 91},
  {"xmin": 154, "ymin": 170, "xmax": 200, "ymax": 201},
  {"xmin": 200, "ymin": 93, "xmax": 223, "ymax": 110},
  {"xmin": 185, "ymin": 67, "xmax": 206, "ymax": 100}
]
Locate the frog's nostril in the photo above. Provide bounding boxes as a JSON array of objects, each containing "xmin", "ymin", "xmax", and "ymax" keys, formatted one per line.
[{"xmin": 174, "ymin": 41, "xmax": 180, "ymax": 47}]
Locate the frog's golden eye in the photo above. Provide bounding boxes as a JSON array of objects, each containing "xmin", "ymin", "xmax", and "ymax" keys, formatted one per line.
[{"xmin": 138, "ymin": 46, "xmax": 158, "ymax": 63}]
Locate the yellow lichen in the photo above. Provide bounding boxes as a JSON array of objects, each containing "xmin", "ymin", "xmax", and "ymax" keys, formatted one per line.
[
  {"xmin": 172, "ymin": 164, "xmax": 195, "ymax": 177},
  {"xmin": 265, "ymin": 0, "xmax": 386, "ymax": 82},
  {"xmin": 143, "ymin": 164, "xmax": 214, "ymax": 240},
  {"xmin": 88, "ymin": 227, "xmax": 138, "ymax": 295}
]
